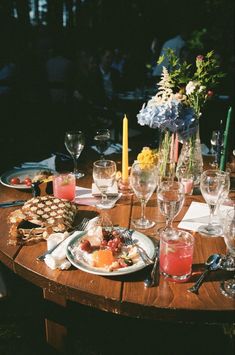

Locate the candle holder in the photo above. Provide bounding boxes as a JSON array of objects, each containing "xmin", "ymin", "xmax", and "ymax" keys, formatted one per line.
[{"xmin": 117, "ymin": 177, "xmax": 133, "ymax": 196}]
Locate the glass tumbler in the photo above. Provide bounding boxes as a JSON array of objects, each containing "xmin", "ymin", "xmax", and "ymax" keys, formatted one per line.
[
  {"xmin": 159, "ymin": 228, "xmax": 194, "ymax": 282},
  {"xmin": 53, "ymin": 172, "xmax": 76, "ymax": 201}
]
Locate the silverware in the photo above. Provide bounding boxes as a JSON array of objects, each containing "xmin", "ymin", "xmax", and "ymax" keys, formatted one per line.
[
  {"xmin": 144, "ymin": 244, "xmax": 160, "ymax": 288},
  {"xmin": 37, "ymin": 218, "xmax": 90, "ymax": 261},
  {"xmin": 122, "ymin": 229, "xmax": 154, "ymax": 266},
  {"xmin": 0, "ymin": 200, "xmax": 26, "ymax": 208},
  {"xmin": 188, "ymin": 253, "xmax": 222, "ymax": 294}
]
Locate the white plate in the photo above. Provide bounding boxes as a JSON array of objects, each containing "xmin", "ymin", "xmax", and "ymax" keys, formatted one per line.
[
  {"xmin": 66, "ymin": 229, "xmax": 155, "ymax": 276},
  {"xmin": 0, "ymin": 167, "xmax": 54, "ymax": 190}
]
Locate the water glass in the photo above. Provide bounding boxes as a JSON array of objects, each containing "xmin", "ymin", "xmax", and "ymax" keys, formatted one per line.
[
  {"xmin": 220, "ymin": 203, "xmax": 235, "ymax": 299},
  {"xmin": 94, "ymin": 129, "xmax": 111, "ymax": 160},
  {"xmin": 130, "ymin": 162, "xmax": 158, "ymax": 229},
  {"xmin": 65, "ymin": 130, "xmax": 85, "ymax": 179},
  {"xmin": 198, "ymin": 170, "xmax": 230, "ymax": 236},
  {"xmin": 53, "ymin": 172, "xmax": 76, "ymax": 201},
  {"xmin": 159, "ymin": 228, "xmax": 194, "ymax": 282},
  {"xmin": 157, "ymin": 181, "xmax": 185, "ymax": 229},
  {"xmin": 93, "ymin": 160, "xmax": 117, "ymax": 209}
]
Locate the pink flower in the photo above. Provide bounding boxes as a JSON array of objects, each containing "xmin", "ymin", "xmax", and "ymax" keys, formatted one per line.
[{"xmin": 196, "ymin": 55, "xmax": 204, "ymax": 61}]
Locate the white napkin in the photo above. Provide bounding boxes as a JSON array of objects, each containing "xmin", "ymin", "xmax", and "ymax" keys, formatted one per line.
[
  {"xmin": 91, "ymin": 182, "xmax": 118, "ymax": 196},
  {"xmin": 44, "ymin": 217, "xmax": 100, "ymax": 270},
  {"xmin": 44, "ymin": 231, "xmax": 83, "ymax": 270},
  {"xmin": 178, "ymin": 201, "xmax": 233, "ymax": 234},
  {"xmin": 75, "ymin": 185, "xmax": 121, "ymax": 207}
]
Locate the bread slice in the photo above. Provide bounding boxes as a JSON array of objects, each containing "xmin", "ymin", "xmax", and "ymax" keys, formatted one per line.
[{"xmin": 8, "ymin": 195, "xmax": 78, "ymax": 245}]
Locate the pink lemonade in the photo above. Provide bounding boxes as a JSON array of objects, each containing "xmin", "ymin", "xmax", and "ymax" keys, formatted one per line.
[
  {"xmin": 53, "ymin": 173, "xmax": 76, "ymax": 201},
  {"xmin": 159, "ymin": 230, "xmax": 194, "ymax": 282}
]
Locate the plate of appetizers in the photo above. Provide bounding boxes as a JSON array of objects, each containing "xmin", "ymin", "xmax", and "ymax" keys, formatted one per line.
[
  {"xmin": 66, "ymin": 227, "xmax": 155, "ymax": 276},
  {"xmin": 0, "ymin": 167, "xmax": 54, "ymax": 189}
]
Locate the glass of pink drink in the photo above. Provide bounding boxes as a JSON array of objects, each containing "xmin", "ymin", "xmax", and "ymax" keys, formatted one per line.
[
  {"xmin": 159, "ymin": 228, "xmax": 194, "ymax": 282},
  {"xmin": 53, "ymin": 173, "xmax": 76, "ymax": 201}
]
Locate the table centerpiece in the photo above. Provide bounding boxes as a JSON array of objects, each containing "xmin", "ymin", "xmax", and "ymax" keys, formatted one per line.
[{"xmin": 137, "ymin": 50, "xmax": 224, "ymax": 183}]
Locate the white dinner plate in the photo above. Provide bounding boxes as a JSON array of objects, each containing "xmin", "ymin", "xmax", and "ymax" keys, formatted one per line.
[
  {"xmin": 66, "ymin": 229, "xmax": 155, "ymax": 276},
  {"xmin": 0, "ymin": 167, "xmax": 54, "ymax": 190}
]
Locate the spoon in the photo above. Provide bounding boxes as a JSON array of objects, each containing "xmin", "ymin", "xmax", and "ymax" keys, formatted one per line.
[
  {"xmin": 188, "ymin": 253, "xmax": 222, "ymax": 294},
  {"xmin": 144, "ymin": 245, "xmax": 160, "ymax": 288}
]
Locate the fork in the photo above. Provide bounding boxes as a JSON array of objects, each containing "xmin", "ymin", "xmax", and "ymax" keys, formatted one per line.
[
  {"xmin": 37, "ymin": 217, "xmax": 90, "ymax": 261},
  {"xmin": 121, "ymin": 229, "xmax": 154, "ymax": 265}
]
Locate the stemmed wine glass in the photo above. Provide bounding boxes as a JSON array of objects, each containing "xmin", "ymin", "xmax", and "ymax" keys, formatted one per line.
[
  {"xmin": 157, "ymin": 181, "xmax": 185, "ymax": 230},
  {"xmin": 220, "ymin": 208, "xmax": 235, "ymax": 299},
  {"xmin": 93, "ymin": 160, "xmax": 117, "ymax": 209},
  {"xmin": 198, "ymin": 170, "xmax": 230, "ymax": 236},
  {"xmin": 210, "ymin": 130, "xmax": 219, "ymax": 167},
  {"xmin": 94, "ymin": 129, "xmax": 111, "ymax": 160},
  {"xmin": 64, "ymin": 131, "xmax": 85, "ymax": 179},
  {"xmin": 130, "ymin": 162, "xmax": 158, "ymax": 229}
]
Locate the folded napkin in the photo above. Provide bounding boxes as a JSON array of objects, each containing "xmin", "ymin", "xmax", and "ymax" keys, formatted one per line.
[
  {"xmin": 178, "ymin": 201, "xmax": 233, "ymax": 234},
  {"xmin": 16, "ymin": 154, "xmax": 56, "ymax": 171},
  {"xmin": 44, "ymin": 217, "xmax": 99, "ymax": 270},
  {"xmin": 91, "ymin": 182, "xmax": 118, "ymax": 196},
  {"xmin": 75, "ymin": 185, "xmax": 121, "ymax": 207}
]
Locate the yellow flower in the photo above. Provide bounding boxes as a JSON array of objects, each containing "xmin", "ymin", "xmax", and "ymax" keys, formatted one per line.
[{"xmin": 137, "ymin": 147, "xmax": 159, "ymax": 168}]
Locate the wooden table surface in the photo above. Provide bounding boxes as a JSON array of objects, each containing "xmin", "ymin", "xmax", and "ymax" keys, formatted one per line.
[{"xmin": 0, "ymin": 174, "xmax": 234, "ymax": 326}]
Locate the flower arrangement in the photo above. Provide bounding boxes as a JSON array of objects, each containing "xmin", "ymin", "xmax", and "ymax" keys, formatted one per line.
[
  {"xmin": 137, "ymin": 50, "xmax": 224, "ymax": 141},
  {"xmin": 137, "ymin": 50, "xmax": 224, "ymax": 182},
  {"xmin": 137, "ymin": 147, "xmax": 159, "ymax": 168}
]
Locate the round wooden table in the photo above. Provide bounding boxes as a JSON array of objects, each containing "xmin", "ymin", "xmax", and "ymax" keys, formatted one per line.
[{"xmin": 0, "ymin": 177, "xmax": 234, "ymax": 350}]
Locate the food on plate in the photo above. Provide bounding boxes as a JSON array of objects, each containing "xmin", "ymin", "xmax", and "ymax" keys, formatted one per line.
[
  {"xmin": 9, "ymin": 170, "xmax": 52, "ymax": 187},
  {"xmin": 8, "ymin": 195, "xmax": 78, "ymax": 245},
  {"xmin": 32, "ymin": 170, "xmax": 53, "ymax": 183},
  {"xmin": 10, "ymin": 177, "xmax": 21, "ymax": 185},
  {"xmin": 71, "ymin": 228, "xmax": 140, "ymax": 271}
]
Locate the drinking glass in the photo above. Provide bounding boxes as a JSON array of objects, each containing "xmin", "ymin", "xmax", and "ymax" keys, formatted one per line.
[
  {"xmin": 130, "ymin": 162, "xmax": 158, "ymax": 229},
  {"xmin": 220, "ymin": 208, "xmax": 235, "ymax": 299},
  {"xmin": 64, "ymin": 131, "xmax": 85, "ymax": 179},
  {"xmin": 53, "ymin": 172, "xmax": 76, "ymax": 201},
  {"xmin": 93, "ymin": 160, "xmax": 117, "ymax": 209},
  {"xmin": 94, "ymin": 129, "xmax": 111, "ymax": 160},
  {"xmin": 157, "ymin": 181, "xmax": 185, "ymax": 230},
  {"xmin": 159, "ymin": 228, "xmax": 194, "ymax": 282},
  {"xmin": 198, "ymin": 170, "xmax": 230, "ymax": 236},
  {"xmin": 209, "ymin": 130, "xmax": 218, "ymax": 167}
]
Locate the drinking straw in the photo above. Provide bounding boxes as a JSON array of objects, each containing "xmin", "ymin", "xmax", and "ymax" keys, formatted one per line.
[{"xmin": 219, "ymin": 107, "xmax": 232, "ymax": 171}]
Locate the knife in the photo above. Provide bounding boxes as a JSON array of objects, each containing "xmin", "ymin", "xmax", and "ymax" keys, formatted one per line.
[{"xmin": 0, "ymin": 200, "xmax": 26, "ymax": 208}]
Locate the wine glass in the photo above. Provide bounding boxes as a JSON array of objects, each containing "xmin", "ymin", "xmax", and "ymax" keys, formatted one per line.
[
  {"xmin": 198, "ymin": 170, "xmax": 230, "ymax": 236},
  {"xmin": 93, "ymin": 160, "xmax": 117, "ymax": 209},
  {"xmin": 157, "ymin": 181, "xmax": 185, "ymax": 230},
  {"xmin": 130, "ymin": 162, "xmax": 158, "ymax": 229},
  {"xmin": 64, "ymin": 131, "xmax": 85, "ymax": 179},
  {"xmin": 210, "ymin": 130, "xmax": 218, "ymax": 166},
  {"xmin": 94, "ymin": 129, "xmax": 111, "ymax": 160},
  {"xmin": 220, "ymin": 208, "xmax": 235, "ymax": 299}
]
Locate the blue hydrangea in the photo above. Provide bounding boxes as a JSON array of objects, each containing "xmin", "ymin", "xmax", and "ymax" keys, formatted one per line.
[{"xmin": 137, "ymin": 99, "xmax": 198, "ymax": 140}]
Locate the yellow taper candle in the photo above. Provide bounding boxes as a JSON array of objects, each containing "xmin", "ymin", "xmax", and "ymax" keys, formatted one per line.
[{"xmin": 122, "ymin": 114, "xmax": 129, "ymax": 180}]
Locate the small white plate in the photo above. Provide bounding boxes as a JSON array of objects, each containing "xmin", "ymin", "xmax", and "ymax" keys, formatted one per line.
[
  {"xmin": 66, "ymin": 229, "xmax": 155, "ymax": 276},
  {"xmin": 0, "ymin": 167, "xmax": 54, "ymax": 190}
]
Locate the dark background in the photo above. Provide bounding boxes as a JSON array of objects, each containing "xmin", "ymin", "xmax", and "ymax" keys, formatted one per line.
[{"xmin": 0, "ymin": 0, "xmax": 234, "ymax": 173}]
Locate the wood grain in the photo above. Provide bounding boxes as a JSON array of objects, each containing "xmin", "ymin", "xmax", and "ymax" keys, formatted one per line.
[{"xmin": 0, "ymin": 181, "xmax": 234, "ymax": 323}]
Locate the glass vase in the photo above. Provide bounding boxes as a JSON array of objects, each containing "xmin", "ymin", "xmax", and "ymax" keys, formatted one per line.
[
  {"xmin": 157, "ymin": 130, "xmax": 175, "ymax": 182},
  {"xmin": 176, "ymin": 126, "xmax": 203, "ymax": 186}
]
